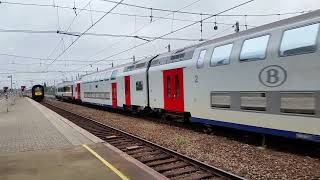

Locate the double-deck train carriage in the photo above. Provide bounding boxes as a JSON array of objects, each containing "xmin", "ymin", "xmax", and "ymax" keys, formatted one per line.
[
  {"xmin": 72, "ymin": 80, "xmax": 82, "ymax": 102},
  {"xmin": 80, "ymin": 58, "xmax": 153, "ymax": 111},
  {"xmin": 148, "ymin": 46, "xmax": 197, "ymax": 116},
  {"xmin": 31, "ymin": 85, "xmax": 44, "ymax": 102},
  {"xmin": 186, "ymin": 11, "xmax": 320, "ymax": 141},
  {"xmin": 81, "ymin": 68, "xmax": 117, "ymax": 107},
  {"xmin": 55, "ymin": 81, "xmax": 73, "ymax": 101},
  {"xmin": 149, "ymin": 10, "xmax": 320, "ymax": 142},
  {"xmin": 119, "ymin": 57, "xmax": 155, "ymax": 112}
]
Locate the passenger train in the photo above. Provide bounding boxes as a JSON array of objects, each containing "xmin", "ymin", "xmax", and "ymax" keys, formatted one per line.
[{"xmin": 55, "ymin": 10, "xmax": 320, "ymax": 142}]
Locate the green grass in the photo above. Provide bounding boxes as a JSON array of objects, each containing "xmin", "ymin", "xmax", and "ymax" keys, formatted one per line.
[{"xmin": 177, "ymin": 137, "xmax": 188, "ymax": 145}]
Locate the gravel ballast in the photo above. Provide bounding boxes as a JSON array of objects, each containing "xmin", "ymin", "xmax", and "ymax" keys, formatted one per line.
[{"xmin": 46, "ymin": 99, "xmax": 320, "ymax": 179}]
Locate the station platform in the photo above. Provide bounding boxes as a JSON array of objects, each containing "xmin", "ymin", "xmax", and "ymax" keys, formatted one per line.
[{"xmin": 0, "ymin": 97, "xmax": 166, "ymax": 180}]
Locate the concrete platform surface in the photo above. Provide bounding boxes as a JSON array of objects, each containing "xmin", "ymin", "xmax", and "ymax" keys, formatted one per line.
[
  {"xmin": 0, "ymin": 143, "xmax": 166, "ymax": 180},
  {"xmin": 0, "ymin": 97, "xmax": 167, "ymax": 180},
  {"xmin": 0, "ymin": 98, "xmax": 73, "ymax": 153}
]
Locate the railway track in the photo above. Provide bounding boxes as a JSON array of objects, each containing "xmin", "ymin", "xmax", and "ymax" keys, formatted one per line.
[{"xmin": 42, "ymin": 102, "xmax": 244, "ymax": 180}]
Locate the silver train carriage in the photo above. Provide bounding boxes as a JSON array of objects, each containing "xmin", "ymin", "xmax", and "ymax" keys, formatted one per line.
[
  {"xmin": 55, "ymin": 81, "xmax": 74, "ymax": 101},
  {"xmin": 59, "ymin": 10, "xmax": 320, "ymax": 142}
]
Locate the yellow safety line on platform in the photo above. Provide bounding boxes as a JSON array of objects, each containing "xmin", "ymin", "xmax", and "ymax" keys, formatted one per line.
[{"xmin": 82, "ymin": 144, "xmax": 129, "ymax": 180}]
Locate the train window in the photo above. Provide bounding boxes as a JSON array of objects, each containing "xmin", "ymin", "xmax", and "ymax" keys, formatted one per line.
[
  {"xmin": 136, "ymin": 81, "xmax": 143, "ymax": 91},
  {"xmin": 211, "ymin": 92, "xmax": 230, "ymax": 109},
  {"xmin": 151, "ymin": 59, "xmax": 159, "ymax": 66},
  {"xmin": 170, "ymin": 53, "xmax": 185, "ymax": 60},
  {"xmin": 240, "ymin": 35, "xmax": 270, "ymax": 61},
  {"xmin": 183, "ymin": 50, "xmax": 195, "ymax": 60},
  {"xmin": 110, "ymin": 70, "xmax": 118, "ymax": 80},
  {"xmin": 240, "ymin": 92, "xmax": 266, "ymax": 111},
  {"xmin": 135, "ymin": 63, "xmax": 146, "ymax": 69},
  {"xmin": 167, "ymin": 76, "xmax": 171, "ymax": 98},
  {"xmin": 106, "ymin": 92, "xmax": 110, "ymax": 99},
  {"xmin": 196, "ymin": 49, "xmax": 207, "ymax": 68},
  {"xmin": 280, "ymin": 92, "xmax": 315, "ymax": 115},
  {"xmin": 64, "ymin": 86, "xmax": 71, "ymax": 92},
  {"xmin": 210, "ymin": 43, "xmax": 233, "ymax": 66},
  {"xmin": 280, "ymin": 23, "xmax": 319, "ymax": 56},
  {"xmin": 175, "ymin": 75, "xmax": 180, "ymax": 98},
  {"xmin": 125, "ymin": 65, "xmax": 135, "ymax": 72}
]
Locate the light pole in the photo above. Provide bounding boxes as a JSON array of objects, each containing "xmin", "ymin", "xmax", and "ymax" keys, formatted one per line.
[{"xmin": 7, "ymin": 75, "xmax": 12, "ymax": 91}]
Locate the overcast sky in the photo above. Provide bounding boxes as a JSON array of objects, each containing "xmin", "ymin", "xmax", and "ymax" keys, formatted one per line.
[{"xmin": 0, "ymin": 0, "xmax": 319, "ymax": 88}]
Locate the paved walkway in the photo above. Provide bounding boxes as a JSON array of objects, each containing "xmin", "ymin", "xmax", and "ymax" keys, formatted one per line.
[
  {"xmin": 0, "ymin": 98, "xmax": 73, "ymax": 153},
  {"xmin": 0, "ymin": 97, "xmax": 166, "ymax": 180}
]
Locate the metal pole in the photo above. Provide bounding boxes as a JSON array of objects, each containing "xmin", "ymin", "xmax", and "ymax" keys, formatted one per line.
[
  {"xmin": 10, "ymin": 75, "xmax": 12, "ymax": 91},
  {"xmin": 5, "ymin": 93, "xmax": 8, "ymax": 112}
]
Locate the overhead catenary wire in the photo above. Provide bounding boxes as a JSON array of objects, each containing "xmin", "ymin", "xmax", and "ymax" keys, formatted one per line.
[
  {"xmin": 0, "ymin": 28, "xmax": 209, "ymax": 41},
  {"xmin": 100, "ymin": 0, "xmax": 312, "ymax": 17},
  {"xmin": 1, "ymin": 62, "xmax": 115, "ymax": 66},
  {"xmin": 43, "ymin": 0, "xmax": 125, "ymax": 71},
  {"xmin": 0, "ymin": 0, "xmax": 312, "ymax": 83},
  {"xmin": 0, "ymin": 52, "xmax": 146, "ymax": 62},
  {"xmin": 75, "ymin": 0, "xmax": 254, "ymax": 70},
  {"xmin": 0, "ymin": 0, "xmax": 312, "ymax": 19},
  {"xmin": 77, "ymin": 0, "xmax": 203, "ymax": 63},
  {"xmin": 43, "ymin": 0, "xmax": 95, "ymax": 72},
  {"xmin": 0, "ymin": 70, "xmax": 97, "ymax": 74}
]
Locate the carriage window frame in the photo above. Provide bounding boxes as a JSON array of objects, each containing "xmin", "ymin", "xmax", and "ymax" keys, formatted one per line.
[
  {"xmin": 196, "ymin": 49, "xmax": 207, "ymax": 68},
  {"xmin": 136, "ymin": 81, "xmax": 143, "ymax": 91},
  {"xmin": 135, "ymin": 62, "xmax": 146, "ymax": 69},
  {"xmin": 175, "ymin": 74, "xmax": 180, "ymax": 98},
  {"xmin": 110, "ymin": 70, "xmax": 118, "ymax": 80},
  {"xmin": 210, "ymin": 43, "xmax": 233, "ymax": 67},
  {"xmin": 240, "ymin": 34, "xmax": 270, "ymax": 62},
  {"xmin": 279, "ymin": 23, "xmax": 319, "ymax": 57}
]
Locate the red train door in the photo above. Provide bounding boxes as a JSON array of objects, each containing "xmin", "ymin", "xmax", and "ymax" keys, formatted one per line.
[
  {"xmin": 124, "ymin": 76, "xmax": 131, "ymax": 106},
  {"xmin": 112, "ymin": 83, "xmax": 117, "ymax": 108},
  {"xmin": 77, "ymin": 83, "xmax": 81, "ymax": 100},
  {"xmin": 163, "ymin": 68, "xmax": 184, "ymax": 112}
]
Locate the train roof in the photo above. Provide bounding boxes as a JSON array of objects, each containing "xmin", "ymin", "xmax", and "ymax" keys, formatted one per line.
[
  {"xmin": 200, "ymin": 9, "xmax": 320, "ymax": 47},
  {"xmin": 56, "ymin": 81, "xmax": 73, "ymax": 87},
  {"xmin": 77, "ymin": 10, "xmax": 319, "ymax": 80}
]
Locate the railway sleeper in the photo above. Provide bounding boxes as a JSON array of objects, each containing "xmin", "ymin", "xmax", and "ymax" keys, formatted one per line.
[
  {"xmin": 87, "ymin": 129, "xmax": 113, "ymax": 135},
  {"xmin": 105, "ymin": 135, "xmax": 118, "ymax": 139},
  {"xmin": 162, "ymin": 166, "xmax": 198, "ymax": 178},
  {"xmin": 103, "ymin": 136, "xmax": 127, "ymax": 142},
  {"xmin": 145, "ymin": 157, "xmax": 179, "ymax": 167},
  {"xmin": 105, "ymin": 138, "xmax": 133, "ymax": 144},
  {"xmin": 116, "ymin": 143, "xmax": 143, "ymax": 150},
  {"xmin": 173, "ymin": 171, "xmax": 213, "ymax": 180},
  {"xmin": 130, "ymin": 151, "xmax": 163, "ymax": 159},
  {"xmin": 154, "ymin": 161, "xmax": 189, "ymax": 172},
  {"xmin": 108, "ymin": 138, "xmax": 136, "ymax": 144},
  {"xmin": 138, "ymin": 154, "xmax": 171, "ymax": 163},
  {"xmin": 125, "ymin": 147, "xmax": 153, "ymax": 154}
]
